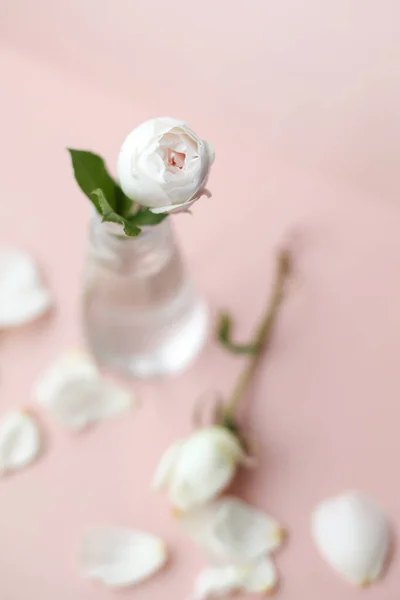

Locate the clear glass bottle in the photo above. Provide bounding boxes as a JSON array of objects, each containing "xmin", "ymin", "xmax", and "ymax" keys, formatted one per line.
[{"xmin": 83, "ymin": 216, "xmax": 208, "ymax": 379}]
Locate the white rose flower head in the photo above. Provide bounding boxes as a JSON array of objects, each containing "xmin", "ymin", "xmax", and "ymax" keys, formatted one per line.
[
  {"xmin": 152, "ymin": 426, "xmax": 244, "ymax": 511},
  {"xmin": 118, "ymin": 117, "xmax": 215, "ymax": 214}
]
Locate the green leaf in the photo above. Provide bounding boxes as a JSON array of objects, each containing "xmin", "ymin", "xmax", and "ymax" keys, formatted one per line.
[
  {"xmin": 67, "ymin": 149, "xmax": 118, "ymax": 211},
  {"xmin": 222, "ymin": 416, "xmax": 241, "ymax": 437},
  {"xmin": 217, "ymin": 312, "xmax": 259, "ymax": 355},
  {"xmin": 115, "ymin": 185, "xmax": 134, "ymax": 217},
  {"xmin": 133, "ymin": 210, "xmax": 168, "ymax": 226},
  {"xmin": 91, "ymin": 189, "xmax": 141, "ymax": 237},
  {"xmin": 68, "ymin": 148, "xmax": 170, "ymax": 235}
]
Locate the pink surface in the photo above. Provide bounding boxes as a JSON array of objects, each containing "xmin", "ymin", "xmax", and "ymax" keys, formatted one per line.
[
  {"xmin": 1, "ymin": 28, "xmax": 400, "ymax": 600},
  {"xmin": 2, "ymin": 0, "xmax": 400, "ymax": 202}
]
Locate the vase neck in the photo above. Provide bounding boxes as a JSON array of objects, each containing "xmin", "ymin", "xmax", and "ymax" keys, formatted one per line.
[{"xmin": 89, "ymin": 215, "xmax": 175, "ymax": 270}]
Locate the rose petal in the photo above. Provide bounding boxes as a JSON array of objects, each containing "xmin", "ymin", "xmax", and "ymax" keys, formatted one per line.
[
  {"xmin": 150, "ymin": 197, "xmax": 197, "ymax": 214},
  {"xmin": 188, "ymin": 559, "xmax": 278, "ymax": 600},
  {"xmin": 178, "ymin": 497, "xmax": 285, "ymax": 564},
  {"xmin": 311, "ymin": 491, "xmax": 391, "ymax": 585},
  {"xmin": 35, "ymin": 352, "xmax": 133, "ymax": 430},
  {"xmin": 0, "ymin": 410, "xmax": 41, "ymax": 472},
  {"xmin": 0, "ymin": 288, "xmax": 52, "ymax": 328},
  {"xmin": 0, "ymin": 248, "xmax": 52, "ymax": 328},
  {"xmin": 189, "ymin": 565, "xmax": 247, "ymax": 600},
  {"xmin": 35, "ymin": 351, "xmax": 98, "ymax": 399},
  {"xmin": 152, "ymin": 439, "xmax": 185, "ymax": 491},
  {"xmin": 118, "ymin": 126, "xmax": 171, "ymax": 208},
  {"xmin": 80, "ymin": 527, "xmax": 167, "ymax": 588},
  {"xmin": 205, "ymin": 142, "xmax": 216, "ymax": 164},
  {"xmin": 243, "ymin": 558, "xmax": 278, "ymax": 593},
  {"xmin": 150, "ymin": 188, "xmax": 212, "ymax": 215}
]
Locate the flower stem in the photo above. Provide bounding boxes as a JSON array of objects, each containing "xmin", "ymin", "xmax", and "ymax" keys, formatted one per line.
[{"xmin": 224, "ymin": 249, "xmax": 292, "ymax": 423}]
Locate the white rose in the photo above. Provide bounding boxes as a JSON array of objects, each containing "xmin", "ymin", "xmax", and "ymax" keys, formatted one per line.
[
  {"xmin": 117, "ymin": 117, "xmax": 215, "ymax": 214},
  {"xmin": 152, "ymin": 426, "xmax": 244, "ymax": 511}
]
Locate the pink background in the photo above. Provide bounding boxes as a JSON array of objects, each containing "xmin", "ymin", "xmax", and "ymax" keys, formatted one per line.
[{"xmin": 1, "ymin": 1, "xmax": 400, "ymax": 598}]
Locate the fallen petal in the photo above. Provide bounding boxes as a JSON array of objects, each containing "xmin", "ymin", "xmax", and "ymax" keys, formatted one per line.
[
  {"xmin": 0, "ymin": 410, "xmax": 41, "ymax": 472},
  {"xmin": 188, "ymin": 558, "xmax": 278, "ymax": 600},
  {"xmin": 80, "ymin": 527, "xmax": 168, "ymax": 588},
  {"xmin": 243, "ymin": 557, "xmax": 278, "ymax": 593},
  {"xmin": 178, "ymin": 497, "xmax": 285, "ymax": 564},
  {"xmin": 0, "ymin": 248, "xmax": 52, "ymax": 328},
  {"xmin": 189, "ymin": 565, "xmax": 247, "ymax": 600},
  {"xmin": 311, "ymin": 491, "xmax": 391, "ymax": 585},
  {"xmin": 35, "ymin": 351, "xmax": 98, "ymax": 402},
  {"xmin": 35, "ymin": 352, "xmax": 133, "ymax": 430}
]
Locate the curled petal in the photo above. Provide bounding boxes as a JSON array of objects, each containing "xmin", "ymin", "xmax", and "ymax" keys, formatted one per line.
[
  {"xmin": 150, "ymin": 188, "xmax": 212, "ymax": 215},
  {"xmin": 0, "ymin": 410, "xmax": 41, "ymax": 472},
  {"xmin": 311, "ymin": 491, "xmax": 391, "ymax": 585},
  {"xmin": 150, "ymin": 197, "xmax": 197, "ymax": 215},
  {"xmin": 80, "ymin": 527, "xmax": 168, "ymax": 588}
]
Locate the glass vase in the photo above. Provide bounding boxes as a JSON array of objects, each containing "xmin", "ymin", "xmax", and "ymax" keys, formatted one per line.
[{"xmin": 83, "ymin": 216, "xmax": 208, "ymax": 379}]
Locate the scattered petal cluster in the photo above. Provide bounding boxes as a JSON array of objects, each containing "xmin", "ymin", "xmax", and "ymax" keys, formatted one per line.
[
  {"xmin": 0, "ymin": 248, "xmax": 134, "ymax": 479},
  {"xmin": 177, "ymin": 497, "xmax": 284, "ymax": 597},
  {"xmin": 0, "ymin": 245, "xmax": 395, "ymax": 595}
]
